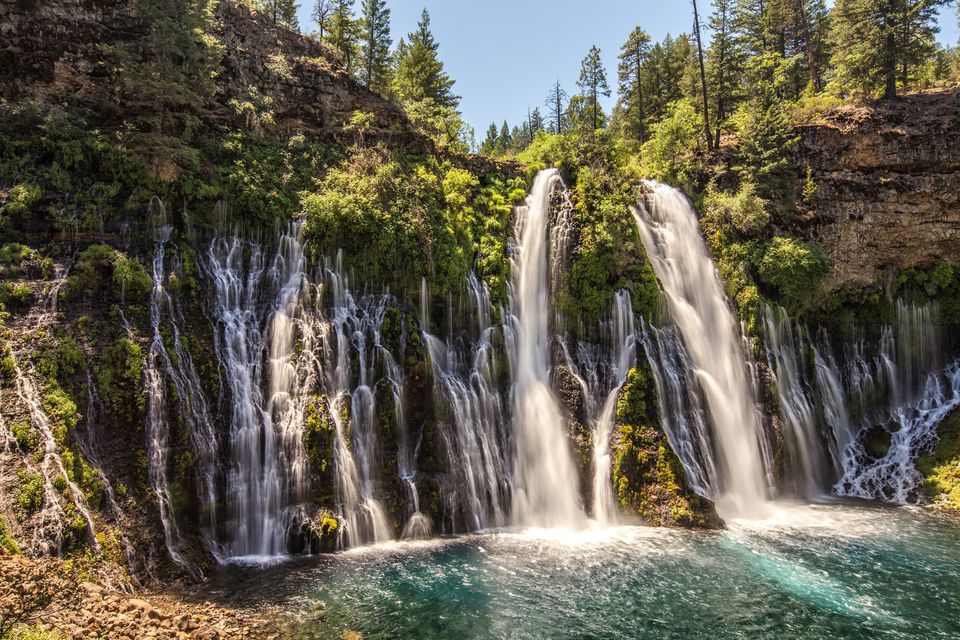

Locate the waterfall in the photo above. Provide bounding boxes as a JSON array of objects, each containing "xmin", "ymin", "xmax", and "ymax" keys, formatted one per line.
[
  {"xmin": 207, "ymin": 223, "xmax": 320, "ymax": 557},
  {"xmin": 590, "ymin": 291, "xmax": 637, "ymax": 525},
  {"xmin": 144, "ymin": 220, "xmax": 187, "ymax": 566},
  {"xmin": 762, "ymin": 305, "xmax": 833, "ymax": 496},
  {"xmin": 632, "ymin": 181, "xmax": 769, "ymax": 518},
  {"xmin": 508, "ymin": 169, "xmax": 584, "ymax": 528},
  {"xmin": 639, "ymin": 321, "xmax": 717, "ymax": 497},
  {"xmin": 422, "ymin": 274, "xmax": 510, "ymax": 533},
  {"xmin": 319, "ymin": 254, "xmax": 392, "ymax": 547}
]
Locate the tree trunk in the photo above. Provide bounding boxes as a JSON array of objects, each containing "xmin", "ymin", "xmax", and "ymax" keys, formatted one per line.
[
  {"xmin": 692, "ymin": 0, "xmax": 713, "ymax": 150},
  {"xmin": 635, "ymin": 49, "xmax": 645, "ymax": 145},
  {"xmin": 797, "ymin": 0, "xmax": 821, "ymax": 92},
  {"xmin": 884, "ymin": 31, "xmax": 898, "ymax": 99}
]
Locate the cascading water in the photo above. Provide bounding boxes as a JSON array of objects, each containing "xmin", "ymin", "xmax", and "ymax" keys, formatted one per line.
[
  {"xmin": 763, "ymin": 305, "xmax": 833, "ymax": 496},
  {"xmin": 207, "ymin": 223, "xmax": 319, "ymax": 558},
  {"xmin": 632, "ymin": 181, "xmax": 769, "ymax": 518},
  {"xmin": 639, "ymin": 321, "xmax": 717, "ymax": 497},
  {"xmin": 421, "ymin": 275, "xmax": 511, "ymax": 533},
  {"xmin": 144, "ymin": 219, "xmax": 188, "ymax": 566},
  {"xmin": 591, "ymin": 292, "xmax": 637, "ymax": 524},
  {"xmin": 319, "ymin": 254, "xmax": 393, "ymax": 547},
  {"xmin": 508, "ymin": 169, "xmax": 584, "ymax": 528}
]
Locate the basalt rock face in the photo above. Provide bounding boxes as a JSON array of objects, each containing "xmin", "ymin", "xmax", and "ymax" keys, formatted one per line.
[
  {"xmin": 0, "ymin": 0, "xmax": 430, "ymax": 151},
  {"xmin": 211, "ymin": 1, "xmax": 431, "ymax": 151},
  {"xmin": 795, "ymin": 90, "xmax": 960, "ymax": 292}
]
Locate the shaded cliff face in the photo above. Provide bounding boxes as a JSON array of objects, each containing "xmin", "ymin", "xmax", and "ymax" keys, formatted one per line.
[
  {"xmin": 796, "ymin": 90, "xmax": 960, "ymax": 292},
  {"xmin": 0, "ymin": 0, "xmax": 430, "ymax": 151}
]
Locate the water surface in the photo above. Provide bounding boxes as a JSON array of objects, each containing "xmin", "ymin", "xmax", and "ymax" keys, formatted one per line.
[{"xmin": 209, "ymin": 503, "xmax": 960, "ymax": 639}]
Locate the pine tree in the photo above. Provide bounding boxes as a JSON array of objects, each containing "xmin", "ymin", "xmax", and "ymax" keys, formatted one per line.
[
  {"xmin": 328, "ymin": 0, "xmax": 359, "ymax": 73},
  {"xmin": 691, "ymin": 0, "xmax": 713, "ymax": 150},
  {"xmin": 577, "ymin": 45, "xmax": 611, "ymax": 131},
  {"xmin": 618, "ymin": 26, "xmax": 651, "ymax": 146},
  {"xmin": 544, "ymin": 81, "xmax": 568, "ymax": 134},
  {"xmin": 102, "ymin": 0, "xmax": 222, "ymax": 173},
  {"xmin": 830, "ymin": 0, "xmax": 949, "ymax": 99},
  {"xmin": 359, "ymin": 0, "xmax": 391, "ymax": 93},
  {"xmin": 393, "ymin": 10, "xmax": 458, "ymax": 108},
  {"xmin": 258, "ymin": 0, "xmax": 300, "ymax": 30},
  {"xmin": 480, "ymin": 122, "xmax": 499, "ymax": 155},
  {"xmin": 313, "ymin": 0, "xmax": 333, "ymax": 38},
  {"xmin": 529, "ymin": 107, "xmax": 545, "ymax": 134},
  {"xmin": 498, "ymin": 120, "xmax": 511, "ymax": 154},
  {"xmin": 642, "ymin": 35, "xmax": 692, "ymax": 124},
  {"xmin": 708, "ymin": 0, "xmax": 742, "ymax": 146}
]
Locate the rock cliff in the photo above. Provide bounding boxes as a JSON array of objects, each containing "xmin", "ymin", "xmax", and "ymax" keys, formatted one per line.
[{"xmin": 795, "ymin": 90, "xmax": 960, "ymax": 292}]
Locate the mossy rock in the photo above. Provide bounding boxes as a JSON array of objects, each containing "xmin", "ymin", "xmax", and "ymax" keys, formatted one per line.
[
  {"xmin": 611, "ymin": 365, "xmax": 722, "ymax": 529},
  {"xmin": 612, "ymin": 424, "xmax": 723, "ymax": 529},
  {"xmin": 916, "ymin": 408, "xmax": 960, "ymax": 511}
]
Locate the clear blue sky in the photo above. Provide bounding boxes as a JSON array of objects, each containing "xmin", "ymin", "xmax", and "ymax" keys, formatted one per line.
[{"xmin": 295, "ymin": 1, "xmax": 960, "ymax": 135}]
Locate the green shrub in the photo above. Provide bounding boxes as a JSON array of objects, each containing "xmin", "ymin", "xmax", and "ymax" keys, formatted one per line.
[
  {"xmin": 1, "ymin": 183, "xmax": 41, "ymax": 216},
  {"xmin": 639, "ymin": 99, "xmax": 703, "ymax": 190},
  {"xmin": 757, "ymin": 236, "xmax": 829, "ymax": 313},
  {"xmin": 15, "ymin": 470, "xmax": 44, "ymax": 515},
  {"xmin": 11, "ymin": 421, "xmax": 38, "ymax": 452},
  {"xmin": 0, "ymin": 516, "xmax": 18, "ymax": 555},
  {"xmin": 703, "ymin": 182, "xmax": 769, "ymax": 237}
]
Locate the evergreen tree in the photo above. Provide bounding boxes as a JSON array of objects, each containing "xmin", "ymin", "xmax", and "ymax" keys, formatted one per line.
[
  {"xmin": 498, "ymin": 120, "xmax": 511, "ymax": 154},
  {"xmin": 103, "ymin": 0, "xmax": 222, "ymax": 173},
  {"xmin": 480, "ymin": 122, "xmax": 499, "ymax": 155},
  {"xmin": 708, "ymin": 0, "xmax": 741, "ymax": 146},
  {"xmin": 529, "ymin": 107, "xmax": 545, "ymax": 133},
  {"xmin": 328, "ymin": 0, "xmax": 359, "ymax": 73},
  {"xmin": 359, "ymin": 0, "xmax": 392, "ymax": 93},
  {"xmin": 618, "ymin": 26, "xmax": 652, "ymax": 146},
  {"xmin": 313, "ymin": 0, "xmax": 333, "ymax": 38},
  {"xmin": 393, "ymin": 10, "xmax": 458, "ymax": 108},
  {"xmin": 392, "ymin": 9, "xmax": 461, "ymax": 146},
  {"xmin": 577, "ymin": 45, "xmax": 611, "ymax": 131},
  {"xmin": 258, "ymin": 0, "xmax": 300, "ymax": 30},
  {"xmin": 544, "ymin": 81, "xmax": 568, "ymax": 134},
  {"xmin": 691, "ymin": 0, "xmax": 713, "ymax": 149},
  {"xmin": 830, "ymin": 0, "xmax": 949, "ymax": 98},
  {"xmin": 642, "ymin": 35, "xmax": 692, "ymax": 125}
]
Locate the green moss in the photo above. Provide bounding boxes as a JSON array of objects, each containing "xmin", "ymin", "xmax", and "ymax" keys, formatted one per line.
[
  {"xmin": 0, "ymin": 515, "xmax": 19, "ymax": 555},
  {"xmin": 917, "ymin": 409, "xmax": 960, "ymax": 510},
  {"xmin": 11, "ymin": 421, "xmax": 37, "ymax": 452},
  {"xmin": 16, "ymin": 470, "xmax": 45, "ymax": 515},
  {"xmin": 611, "ymin": 365, "xmax": 720, "ymax": 529},
  {"xmin": 1, "ymin": 182, "xmax": 41, "ymax": 216}
]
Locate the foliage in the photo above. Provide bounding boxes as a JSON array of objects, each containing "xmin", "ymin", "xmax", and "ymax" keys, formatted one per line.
[
  {"xmin": 617, "ymin": 28, "xmax": 652, "ymax": 148},
  {"xmin": 0, "ymin": 517, "xmax": 18, "ymax": 555},
  {"xmin": 392, "ymin": 10, "xmax": 464, "ymax": 148},
  {"xmin": 756, "ymin": 236, "xmax": 829, "ymax": 313},
  {"xmin": 99, "ymin": 0, "xmax": 223, "ymax": 177},
  {"xmin": 300, "ymin": 147, "xmax": 517, "ymax": 302},
  {"xmin": 639, "ymin": 99, "xmax": 704, "ymax": 191},
  {"xmin": 577, "ymin": 45, "xmax": 612, "ymax": 132},
  {"xmin": 829, "ymin": 0, "xmax": 951, "ymax": 99},
  {"xmin": 917, "ymin": 408, "xmax": 960, "ymax": 511},
  {"xmin": 703, "ymin": 181, "xmax": 769, "ymax": 236},
  {"xmin": 15, "ymin": 471, "xmax": 44, "ymax": 515},
  {"xmin": 359, "ymin": 0, "xmax": 392, "ymax": 93},
  {"xmin": 1, "ymin": 184, "xmax": 41, "ymax": 217}
]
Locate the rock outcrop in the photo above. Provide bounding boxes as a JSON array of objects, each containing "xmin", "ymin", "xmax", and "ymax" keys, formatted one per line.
[{"xmin": 796, "ymin": 90, "xmax": 960, "ymax": 292}]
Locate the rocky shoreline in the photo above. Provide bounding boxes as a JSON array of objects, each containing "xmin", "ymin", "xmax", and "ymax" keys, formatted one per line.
[{"xmin": 0, "ymin": 556, "xmax": 287, "ymax": 639}]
